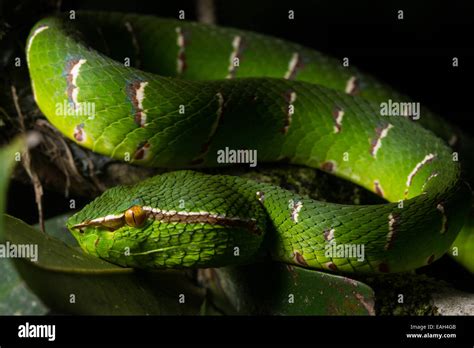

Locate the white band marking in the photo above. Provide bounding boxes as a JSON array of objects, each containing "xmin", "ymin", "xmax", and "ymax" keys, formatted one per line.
[
  {"xmin": 385, "ymin": 213, "xmax": 397, "ymax": 250},
  {"xmin": 371, "ymin": 124, "xmax": 394, "ymax": 157},
  {"xmin": 345, "ymin": 76, "xmax": 359, "ymax": 95},
  {"xmin": 70, "ymin": 59, "xmax": 87, "ymax": 107},
  {"xmin": 333, "ymin": 107, "xmax": 344, "ymax": 134},
  {"xmin": 26, "ymin": 26, "xmax": 49, "ymax": 61},
  {"xmin": 406, "ymin": 153, "xmax": 436, "ymax": 188},
  {"xmin": 227, "ymin": 35, "xmax": 242, "ymax": 79},
  {"xmin": 436, "ymin": 203, "xmax": 448, "ymax": 234},
  {"xmin": 176, "ymin": 27, "xmax": 186, "ymax": 74},
  {"xmin": 291, "ymin": 201, "xmax": 303, "ymax": 223},
  {"xmin": 284, "ymin": 52, "xmax": 300, "ymax": 80}
]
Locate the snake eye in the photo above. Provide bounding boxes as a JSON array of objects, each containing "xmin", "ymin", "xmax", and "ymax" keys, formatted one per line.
[{"xmin": 124, "ymin": 205, "xmax": 147, "ymax": 227}]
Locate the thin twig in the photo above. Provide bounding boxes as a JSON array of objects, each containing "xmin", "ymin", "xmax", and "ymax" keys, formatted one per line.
[
  {"xmin": 36, "ymin": 119, "xmax": 107, "ymax": 194},
  {"xmin": 196, "ymin": 0, "xmax": 217, "ymax": 25},
  {"xmin": 36, "ymin": 119, "xmax": 80, "ymax": 196},
  {"xmin": 55, "ymin": 0, "xmax": 62, "ymax": 13},
  {"xmin": 11, "ymin": 85, "xmax": 45, "ymax": 232},
  {"xmin": 85, "ymin": 156, "xmax": 107, "ymax": 192}
]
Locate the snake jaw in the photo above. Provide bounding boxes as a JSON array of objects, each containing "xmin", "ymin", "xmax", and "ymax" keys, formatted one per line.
[{"xmin": 70, "ymin": 213, "xmax": 126, "ymax": 232}]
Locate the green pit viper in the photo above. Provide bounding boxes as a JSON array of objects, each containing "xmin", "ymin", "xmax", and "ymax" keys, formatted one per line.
[{"xmin": 25, "ymin": 12, "xmax": 473, "ymax": 273}]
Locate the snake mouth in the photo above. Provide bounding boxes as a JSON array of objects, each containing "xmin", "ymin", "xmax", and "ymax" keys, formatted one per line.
[
  {"xmin": 70, "ymin": 214, "xmax": 126, "ymax": 232},
  {"xmin": 70, "ymin": 205, "xmax": 150, "ymax": 232}
]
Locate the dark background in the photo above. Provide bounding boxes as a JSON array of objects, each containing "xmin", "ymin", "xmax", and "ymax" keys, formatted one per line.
[
  {"xmin": 1, "ymin": 0, "xmax": 474, "ymax": 328},
  {"xmin": 2, "ymin": 0, "xmax": 473, "ymax": 221}
]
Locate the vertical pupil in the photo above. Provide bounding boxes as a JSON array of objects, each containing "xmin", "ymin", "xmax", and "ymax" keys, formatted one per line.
[{"xmin": 126, "ymin": 205, "xmax": 145, "ymax": 227}]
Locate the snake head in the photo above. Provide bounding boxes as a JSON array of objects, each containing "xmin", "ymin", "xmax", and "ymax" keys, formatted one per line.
[
  {"xmin": 66, "ymin": 185, "xmax": 150, "ymax": 259},
  {"xmin": 66, "ymin": 171, "xmax": 266, "ymax": 269}
]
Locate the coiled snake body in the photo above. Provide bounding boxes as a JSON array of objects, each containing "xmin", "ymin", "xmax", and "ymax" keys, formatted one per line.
[{"xmin": 26, "ymin": 12, "xmax": 471, "ymax": 273}]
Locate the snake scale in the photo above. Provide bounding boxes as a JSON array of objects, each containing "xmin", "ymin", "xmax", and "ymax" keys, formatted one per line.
[{"xmin": 25, "ymin": 12, "xmax": 472, "ymax": 273}]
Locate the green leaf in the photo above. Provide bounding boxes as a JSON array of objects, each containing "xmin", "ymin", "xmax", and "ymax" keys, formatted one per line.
[
  {"xmin": 37, "ymin": 212, "xmax": 79, "ymax": 247},
  {"xmin": 0, "ymin": 256, "xmax": 47, "ymax": 315},
  {"xmin": 204, "ymin": 263, "xmax": 375, "ymax": 315},
  {"xmin": 0, "ymin": 136, "xmax": 24, "ymax": 240},
  {"xmin": 3, "ymin": 214, "xmax": 206, "ymax": 315},
  {"xmin": 0, "ymin": 137, "xmax": 48, "ymax": 314},
  {"xmin": 451, "ymin": 215, "xmax": 474, "ymax": 273}
]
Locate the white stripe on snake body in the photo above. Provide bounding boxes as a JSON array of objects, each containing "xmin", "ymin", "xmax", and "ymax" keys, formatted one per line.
[
  {"xmin": 436, "ymin": 203, "xmax": 448, "ymax": 234},
  {"xmin": 135, "ymin": 81, "xmax": 148, "ymax": 127},
  {"xmin": 227, "ymin": 35, "xmax": 242, "ymax": 79},
  {"xmin": 143, "ymin": 207, "xmax": 262, "ymax": 234},
  {"xmin": 405, "ymin": 153, "xmax": 436, "ymax": 196},
  {"xmin": 284, "ymin": 52, "xmax": 301, "ymax": 80},
  {"xmin": 421, "ymin": 172, "xmax": 439, "ymax": 193},
  {"xmin": 345, "ymin": 76, "xmax": 360, "ymax": 95},
  {"xmin": 374, "ymin": 180, "xmax": 385, "ymax": 197},
  {"xmin": 290, "ymin": 201, "xmax": 303, "ymax": 223},
  {"xmin": 256, "ymin": 191, "xmax": 265, "ymax": 203},
  {"xmin": 206, "ymin": 92, "xmax": 225, "ymax": 146},
  {"xmin": 216, "ymin": 92, "xmax": 225, "ymax": 118},
  {"xmin": 324, "ymin": 228, "xmax": 335, "ymax": 241},
  {"xmin": 26, "ymin": 25, "xmax": 49, "ymax": 59},
  {"xmin": 370, "ymin": 123, "xmax": 394, "ymax": 158},
  {"xmin": 66, "ymin": 59, "xmax": 87, "ymax": 109},
  {"xmin": 74, "ymin": 206, "xmax": 261, "ymax": 234},
  {"xmin": 332, "ymin": 106, "xmax": 344, "ymax": 133},
  {"xmin": 175, "ymin": 27, "xmax": 186, "ymax": 74},
  {"xmin": 282, "ymin": 91, "xmax": 297, "ymax": 133},
  {"xmin": 385, "ymin": 213, "xmax": 398, "ymax": 250},
  {"xmin": 190, "ymin": 92, "xmax": 225, "ymax": 164},
  {"xmin": 127, "ymin": 81, "xmax": 149, "ymax": 127},
  {"xmin": 124, "ymin": 21, "xmax": 140, "ymax": 67}
]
